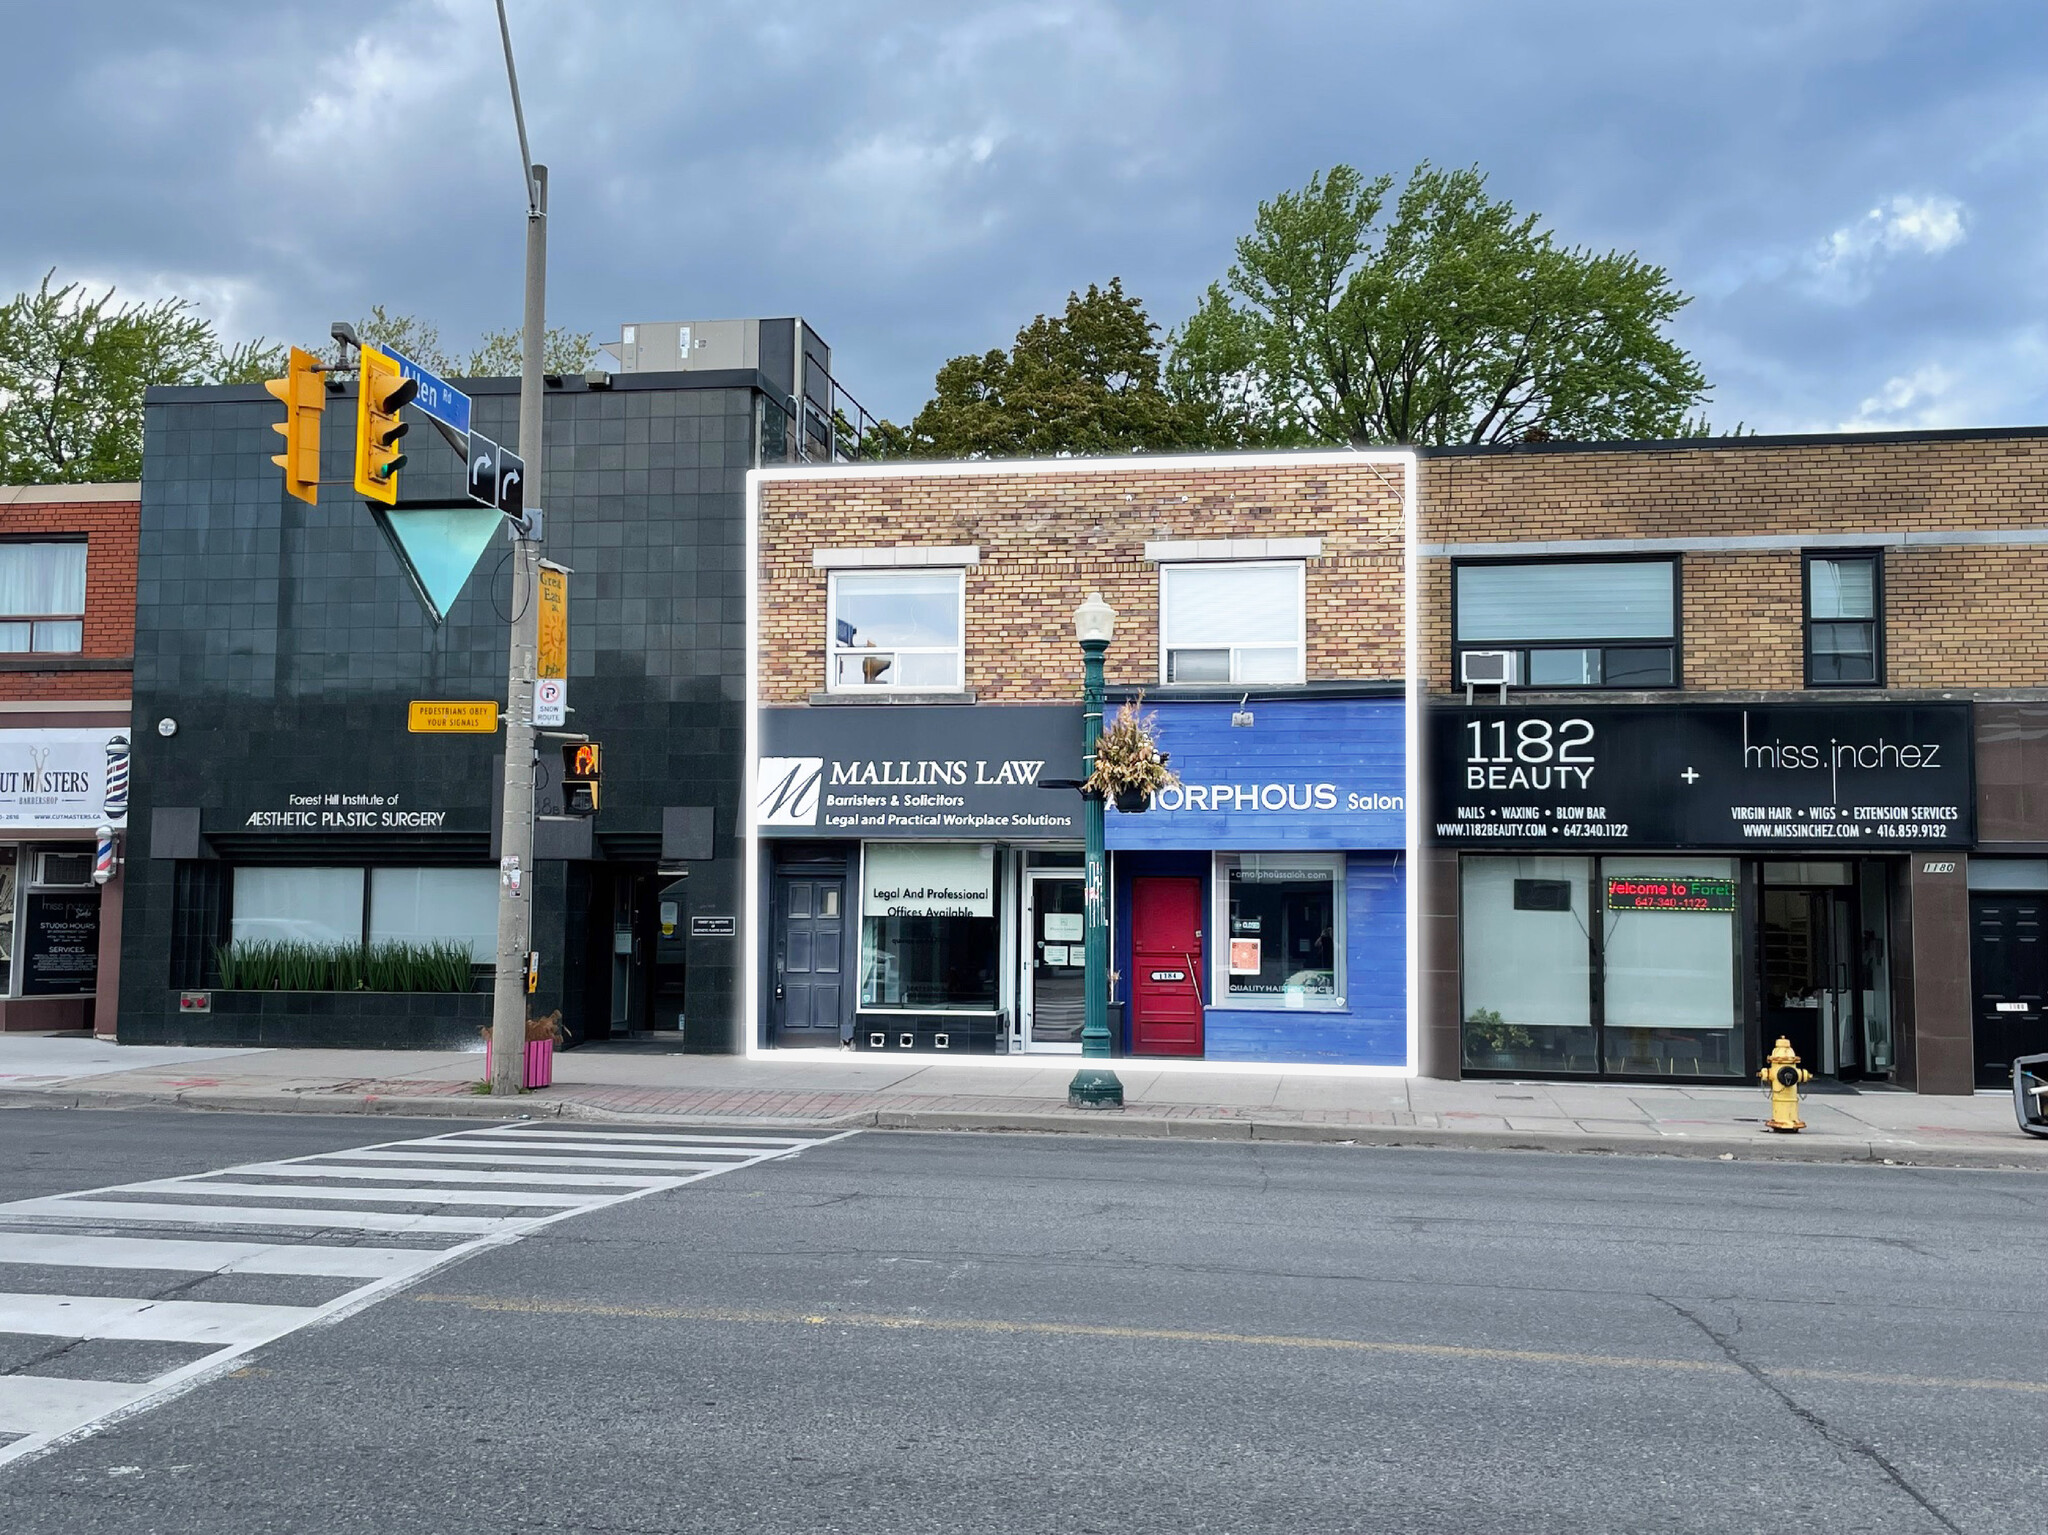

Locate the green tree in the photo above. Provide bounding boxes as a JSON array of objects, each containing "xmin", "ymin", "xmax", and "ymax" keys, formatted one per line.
[
  {"xmin": 880, "ymin": 279, "xmax": 1192, "ymax": 458},
  {"xmin": 0, "ymin": 271, "xmax": 281, "ymax": 484},
  {"xmin": 1170, "ymin": 164, "xmax": 1710, "ymax": 447},
  {"xmin": 353, "ymin": 306, "xmax": 596, "ymax": 377}
]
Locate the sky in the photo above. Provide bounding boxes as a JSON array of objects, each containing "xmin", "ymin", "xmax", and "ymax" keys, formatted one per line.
[{"xmin": 1, "ymin": 0, "xmax": 2042, "ymax": 435}]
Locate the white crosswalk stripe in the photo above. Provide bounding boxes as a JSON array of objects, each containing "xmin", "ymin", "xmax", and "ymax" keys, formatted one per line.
[{"xmin": 0, "ymin": 1121, "xmax": 853, "ymax": 1465}]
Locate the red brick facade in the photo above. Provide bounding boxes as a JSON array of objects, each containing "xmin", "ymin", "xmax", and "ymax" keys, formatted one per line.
[{"xmin": 0, "ymin": 484, "xmax": 139, "ymax": 704}]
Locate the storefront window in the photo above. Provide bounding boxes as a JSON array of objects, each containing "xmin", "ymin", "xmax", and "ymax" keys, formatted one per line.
[
  {"xmin": 0, "ymin": 847, "xmax": 15, "ymax": 993},
  {"xmin": 1460, "ymin": 857, "xmax": 1595, "ymax": 1071},
  {"xmin": 1216, "ymin": 854, "xmax": 1343, "ymax": 1008},
  {"xmin": 859, "ymin": 842, "xmax": 998, "ymax": 1010},
  {"xmin": 369, "ymin": 868, "xmax": 498, "ymax": 961},
  {"xmin": 1601, "ymin": 856, "xmax": 1741, "ymax": 1077},
  {"xmin": 231, "ymin": 867, "xmax": 365, "ymax": 946}
]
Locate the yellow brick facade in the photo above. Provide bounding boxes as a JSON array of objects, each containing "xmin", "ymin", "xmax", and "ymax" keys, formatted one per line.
[
  {"xmin": 1419, "ymin": 434, "xmax": 2048, "ymax": 695},
  {"xmin": 756, "ymin": 460, "xmax": 1406, "ymax": 703}
]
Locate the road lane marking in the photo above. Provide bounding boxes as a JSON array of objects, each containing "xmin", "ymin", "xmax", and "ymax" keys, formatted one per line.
[
  {"xmin": 407, "ymin": 1295, "xmax": 2048, "ymax": 1398},
  {"xmin": 0, "ymin": 1123, "xmax": 861, "ymax": 1473},
  {"xmin": 0, "ymin": 1378, "xmax": 152, "ymax": 1437},
  {"xmin": 2, "ymin": 1199, "xmax": 517, "ymax": 1235},
  {"xmin": 0, "ymin": 1292, "xmax": 316, "ymax": 1346},
  {"xmin": 123, "ymin": 1180, "xmax": 603, "ymax": 1209},
  {"xmin": 0, "ymin": 1233, "xmax": 440, "ymax": 1279}
]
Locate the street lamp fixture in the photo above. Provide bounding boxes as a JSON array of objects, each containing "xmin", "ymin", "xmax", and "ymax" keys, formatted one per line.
[{"xmin": 1070, "ymin": 592, "xmax": 1125, "ymax": 1110}]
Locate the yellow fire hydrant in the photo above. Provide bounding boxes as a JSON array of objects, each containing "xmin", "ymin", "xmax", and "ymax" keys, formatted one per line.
[{"xmin": 1758, "ymin": 1036, "xmax": 1813, "ymax": 1132}]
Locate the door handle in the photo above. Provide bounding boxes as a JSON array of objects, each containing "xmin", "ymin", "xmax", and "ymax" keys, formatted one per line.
[{"xmin": 1183, "ymin": 954, "xmax": 1203, "ymax": 1005}]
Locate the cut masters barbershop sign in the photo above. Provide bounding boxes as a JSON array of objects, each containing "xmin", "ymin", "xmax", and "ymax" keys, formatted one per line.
[
  {"xmin": 0, "ymin": 729, "xmax": 130, "ymax": 831},
  {"xmin": 1429, "ymin": 703, "xmax": 1973, "ymax": 848},
  {"xmin": 755, "ymin": 705, "xmax": 1082, "ymax": 838}
]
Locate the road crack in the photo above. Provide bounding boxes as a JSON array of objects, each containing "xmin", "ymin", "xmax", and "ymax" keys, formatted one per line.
[{"xmin": 1653, "ymin": 1293, "xmax": 1964, "ymax": 1535}]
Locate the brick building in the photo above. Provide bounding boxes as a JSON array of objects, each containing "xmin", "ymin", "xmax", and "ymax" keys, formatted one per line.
[
  {"xmin": 0, "ymin": 482, "xmax": 138, "ymax": 1031},
  {"xmin": 1418, "ymin": 427, "xmax": 2048, "ymax": 1095},
  {"xmin": 748, "ymin": 452, "xmax": 1417, "ymax": 1066}
]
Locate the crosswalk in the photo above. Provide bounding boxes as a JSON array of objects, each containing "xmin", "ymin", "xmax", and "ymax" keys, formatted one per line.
[{"xmin": 0, "ymin": 1121, "xmax": 851, "ymax": 1469}]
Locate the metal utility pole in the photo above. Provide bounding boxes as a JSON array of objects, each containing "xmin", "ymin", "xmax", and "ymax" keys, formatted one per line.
[{"xmin": 489, "ymin": 0, "xmax": 546, "ymax": 1096}]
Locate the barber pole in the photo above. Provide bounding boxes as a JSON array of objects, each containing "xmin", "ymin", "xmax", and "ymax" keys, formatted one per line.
[
  {"xmin": 93, "ymin": 824, "xmax": 116, "ymax": 886},
  {"xmin": 103, "ymin": 733, "xmax": 129, "ymax": 819}
]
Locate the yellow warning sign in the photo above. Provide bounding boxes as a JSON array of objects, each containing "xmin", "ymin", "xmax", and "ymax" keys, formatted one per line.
[{"xmin": 408, "ymin": 700, "xmax": 500, "ymax": 734}]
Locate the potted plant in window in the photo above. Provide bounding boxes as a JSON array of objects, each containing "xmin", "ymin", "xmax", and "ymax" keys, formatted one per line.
[{"xmin": 1084, "ymin": 700, "xmax": 1177, "ymax": 813}]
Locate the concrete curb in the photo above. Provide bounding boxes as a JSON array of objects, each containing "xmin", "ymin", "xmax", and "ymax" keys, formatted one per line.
[{"xmin": 2, "ymin": 1084, "xmax": 2043, "ymax": 1170}]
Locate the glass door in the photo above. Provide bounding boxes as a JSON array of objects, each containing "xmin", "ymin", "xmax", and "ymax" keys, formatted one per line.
[
  {"xmin": 1761, "ymin": 879, "xmax": 1863, "ymax": 1078},
  {"xmin": 1021, "ymin": 873, "xmax": 1084, "ymax": 1053}
]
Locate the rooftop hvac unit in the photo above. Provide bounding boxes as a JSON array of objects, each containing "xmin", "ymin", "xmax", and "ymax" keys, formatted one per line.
[{"xmin": 1460, "ymin": 649, "xmax": 1516, "ymax": 704}]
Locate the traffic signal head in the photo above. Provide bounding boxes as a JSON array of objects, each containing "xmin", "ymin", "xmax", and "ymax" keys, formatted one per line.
[
  {"xmin": 264, "ymin": 346, "xmax": 326, "ymax": 504},
  {"xmin": 354, "ymin": 346, "xmax": 420, "ymax": 506},
  {"xmin": 561, "ymin": 741, "xmax": 602, "ymax": 816}
]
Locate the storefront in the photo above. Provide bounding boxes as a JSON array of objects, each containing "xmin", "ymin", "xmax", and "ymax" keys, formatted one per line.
[
  {"xmin": 1430, "ymin": 701, "xmax": 1973, "ymax": 1084},
  {"xmin": 0, "ymin": 725, "xmax": 129, "ymax": 1032},
  {"xmin": 1106, "ymin": 696, "xmax": 1408, "ymax": 1066},
  {"xmin": 752, "ymin": 703, "xmax": 1084, "ymax": 1052}
]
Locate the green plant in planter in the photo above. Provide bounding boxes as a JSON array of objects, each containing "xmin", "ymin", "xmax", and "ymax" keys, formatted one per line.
[
  {"xmin": 211, "ymin": 937, "xmax": 476, "ymax": 992},
  {"xmin": 1082, "ymin": 699, "xmax": 1177, "ymax": 807},
  {"xmin": 1465, "ymin": 1006, "xmax": 1534, "ymax": 1054}
]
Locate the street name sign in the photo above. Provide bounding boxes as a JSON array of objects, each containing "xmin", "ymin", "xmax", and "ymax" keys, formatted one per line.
[
  {"xmin": 387, "ymin": 349, "xmax": 472, "ymax": 437},
  {"xmin": 408, "ymin": 700, "xmax": 499, "ymax": 734}
]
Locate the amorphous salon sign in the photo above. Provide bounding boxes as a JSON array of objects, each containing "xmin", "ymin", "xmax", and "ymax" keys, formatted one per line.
[
  {"xmin": 0, "ymin": 729, "xmax": 130, "ymax": 831},
  {"xmin": 1431, "ymin": 703, "xmax": 1973, "ymax": 848}
]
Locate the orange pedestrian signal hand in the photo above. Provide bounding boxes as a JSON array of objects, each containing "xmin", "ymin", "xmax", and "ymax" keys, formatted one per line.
[
  {"xmin": 561, "ymin": 741, "xmax": 602, "ymax": 816},
  {"xmin": 264, "ymin": 346, "xmax": 326, "ymax": 504}
]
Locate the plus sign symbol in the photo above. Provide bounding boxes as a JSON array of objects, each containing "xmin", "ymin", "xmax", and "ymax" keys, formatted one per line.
[{"xmin": 1681, "ymin": 767, "xmax": 1700, "ymax": 784}]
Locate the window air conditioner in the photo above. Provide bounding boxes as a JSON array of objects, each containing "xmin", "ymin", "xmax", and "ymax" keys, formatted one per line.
[
  {"xmin": 36, "ymin": 851, "xmax": 95, "ymax": 888},
  {"xmin": 1459, "ymin": 650, "xmax": 1516, "ymax": 686}
]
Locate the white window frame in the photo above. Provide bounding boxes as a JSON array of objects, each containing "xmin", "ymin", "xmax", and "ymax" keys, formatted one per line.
[
  {"xmin": 826, "ymin": 568, "xmax": 966, "ymax": 694},
  {"xmin": 1158, "ymin": 560, "xmax": 1306, "ymax": 686},
  {"xmin": 0, "ymin": 540, "xmax": 88, "ymax": 655},
  {"xmin": 1210, "ymin": 851, "xmax": 1346, "ymax": 1012}
]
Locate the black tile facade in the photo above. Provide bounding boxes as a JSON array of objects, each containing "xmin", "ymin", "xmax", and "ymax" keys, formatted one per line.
[{"xmin": 122, "ymin": 371, "xmax": 767, "ymax": 1050}]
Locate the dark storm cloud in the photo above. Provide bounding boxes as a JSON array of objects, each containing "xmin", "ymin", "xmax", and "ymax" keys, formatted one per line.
[{"xmin": 2, "ymin": 0, "xmax": 2042, "ymax": 431}]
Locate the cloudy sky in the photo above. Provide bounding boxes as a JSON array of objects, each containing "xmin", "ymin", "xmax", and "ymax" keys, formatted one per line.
[{"xmin": 2, "ymin": 0, "xmax": 2041, "ymax": 434}]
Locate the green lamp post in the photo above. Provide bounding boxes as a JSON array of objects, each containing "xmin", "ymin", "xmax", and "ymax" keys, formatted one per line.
[{"xmin": 1069, "ymin": 591, "xmax": 1124, "ymax": 1110}]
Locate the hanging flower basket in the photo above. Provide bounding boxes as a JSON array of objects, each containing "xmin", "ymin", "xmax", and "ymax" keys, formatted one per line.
[{"xmin": 1085, "ymin": 699, "xmax": 1176, "ymax": 813}]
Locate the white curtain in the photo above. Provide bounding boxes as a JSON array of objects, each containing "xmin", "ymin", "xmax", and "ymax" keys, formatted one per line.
[{"xmin": 0, "ymin": 544, "xmax": 86, "ymax": 618}]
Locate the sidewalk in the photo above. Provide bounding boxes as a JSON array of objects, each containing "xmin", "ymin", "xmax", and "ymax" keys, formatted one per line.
[{"xmin": 0, "ymin": 1035, "xmax": 2040, "ymax": 1169}]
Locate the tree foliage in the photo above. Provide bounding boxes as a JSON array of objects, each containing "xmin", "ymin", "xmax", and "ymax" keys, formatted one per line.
[
  {"xmin": 1171, "ymin": 164, "xmax": 1709, "ymax": 447},
  {"xmin": 354, "ymin": 305, "xmax": 596, "ymax": 378},
  {"xmin": 0, "ymin": 271, "xmax": 285, "ymax": 484},
  {"xmin": 878, "ymin": 280, "xmax": 1193, "ymax": 458}
]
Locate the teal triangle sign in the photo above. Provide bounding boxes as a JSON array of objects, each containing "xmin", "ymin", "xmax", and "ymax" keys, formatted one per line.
[{"xmin": 376, "ymin": 506, "xmax": 503, "ymax": 623}]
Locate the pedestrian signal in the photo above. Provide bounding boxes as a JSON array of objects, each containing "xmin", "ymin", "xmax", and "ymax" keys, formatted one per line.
[{"xmin": 561, "ymin": 741, "xmax": 602, "ymax": 816}]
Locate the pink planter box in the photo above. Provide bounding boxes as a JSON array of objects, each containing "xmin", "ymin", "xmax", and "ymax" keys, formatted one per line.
[{"xmin": 483, "ymin": 1037, "xmax": 555, "ymax": 1089}]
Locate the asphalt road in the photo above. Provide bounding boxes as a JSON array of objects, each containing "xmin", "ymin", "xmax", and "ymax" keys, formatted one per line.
[{"xmin": 0, "ymin": 1108, "xmax": 2044, "ymax": 1534}]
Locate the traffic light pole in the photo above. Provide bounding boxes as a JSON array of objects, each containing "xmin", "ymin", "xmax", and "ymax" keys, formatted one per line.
[{"xmin": 489, "ymin": 0, "xmax": 547, "ymax": 1095}]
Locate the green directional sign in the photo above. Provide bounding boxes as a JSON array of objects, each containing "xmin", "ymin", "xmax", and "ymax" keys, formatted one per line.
[{"xmin": 375, "ymin": 504, "xmax": 503, "ymax": 624}]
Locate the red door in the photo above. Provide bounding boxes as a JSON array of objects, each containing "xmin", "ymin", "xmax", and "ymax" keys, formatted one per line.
[{"xmin": 1132, "ymin": 877, "xmax": 1203, "ymax": 1056}]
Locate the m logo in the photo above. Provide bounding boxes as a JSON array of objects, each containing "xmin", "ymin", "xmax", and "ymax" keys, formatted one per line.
[{"xmin": 756, "ymin": 757, "xmax": 823, "ymax": 826}]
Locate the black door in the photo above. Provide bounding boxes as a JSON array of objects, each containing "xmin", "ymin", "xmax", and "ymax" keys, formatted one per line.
[
  {"xmin": 1761, "ymin": 887, "xmax": 1860, "ymax": 1076},
  {"xmin": 772, "ymin": 874, "xmax": 846, "ymax": 1047},
  {"xmin": 1970, "ymin": 894, "xmax": 2048, "ymax": 1088}
]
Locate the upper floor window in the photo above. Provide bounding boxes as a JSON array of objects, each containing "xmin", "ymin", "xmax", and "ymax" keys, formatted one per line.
[
  {"xmin": 0, "ymin": 541, "xmax": 86, "ymax": 654},
  {"xmin": 828, "ymin": 570, "xmax": 964, "ymax": 692},
  {"xmin": 1160, "ymin": 562, "xmax": 1304, "ymax": 684},
  {"xmin": 1454, "ymin": 558, "xmax": 1676, "ymax": 689},
  {"xmin": 1805, "ymin": 552, "xmax": 1882, "ymax": 686}
]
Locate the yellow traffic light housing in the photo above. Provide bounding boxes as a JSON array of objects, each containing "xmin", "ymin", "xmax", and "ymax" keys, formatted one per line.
[
  {"xmin": 264, "ymin": 346, "xmax": 326, "ymax": 504},
  {"xmin": 354, "ymin": 345, "xmax": 419, "ymax": 505},
  {"xmin": 562, "ymin": 741, "xmax": 602, "ymax": 816}
]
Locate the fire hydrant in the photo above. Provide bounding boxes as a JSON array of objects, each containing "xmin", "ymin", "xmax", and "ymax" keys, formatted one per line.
[{"xmin": 1758, "ymin": 1036, "xmax": 1812, "ymax": 1132}]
